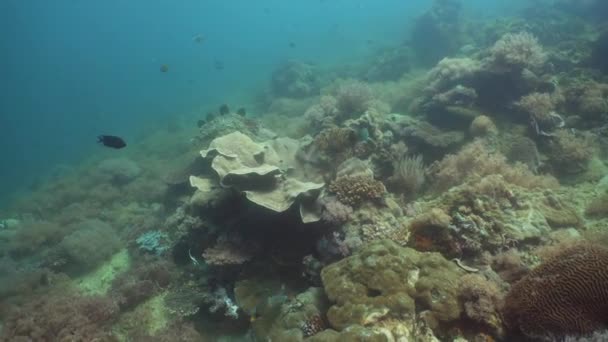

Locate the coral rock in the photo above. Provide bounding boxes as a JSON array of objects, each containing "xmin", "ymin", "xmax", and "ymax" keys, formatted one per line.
[{"xmin": 321, "ymin": 240, "xmax": 463, "ymax": 330}]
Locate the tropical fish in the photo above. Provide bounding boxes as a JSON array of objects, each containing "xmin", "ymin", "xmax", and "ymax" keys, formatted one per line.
[
  {"xmin": 97, "ymin": 135, "xmax": 126, "ymax": 149},
  {"xmin": 160, "ymin": 64, "xmax": 169, "ymax": 73}
]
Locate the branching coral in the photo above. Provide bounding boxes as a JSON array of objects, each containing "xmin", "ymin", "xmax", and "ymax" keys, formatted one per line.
[
  {"xmin": 313, "ymin": 127, "xmax": 357, "ymax": 154},
  {"xmin": 202, "ymin": 235, "xmax": 257, "ymax": 266},
  {"xmin": 504, "ymin": 243, "xmax": 608, "ymax": 339},
  {"xmin": 335, "ymin": 80, "xmax": 374, "ymax": 118},
  {"xmin": 545, "ymin": 129, "xmax": 594, "ymax": 174},
  {"xmin": 329, "ymin": 175, "xmax": 385, "ymax": 207},
  {"xmin": 317, "ymin": 196, "xmax": 354, "ymax": 225},
  {"xmin": 488, "ymin": 32, "xmax": 547, "ymax": 71},
  {"xmin": 458, "ymin": 274, "xmax": 504, "ymax": 334},
  {"xmin": 0, "ymin": 290, "xmax": 119, "ymax": 341},
  {"xmin": 429, "ymin": 140, "xmax": 559, "ymax": 191}
]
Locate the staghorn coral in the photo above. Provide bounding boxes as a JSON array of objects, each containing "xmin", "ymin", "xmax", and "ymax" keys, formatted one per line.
[
  {"xmin": 504, "ymin": 243, "xmax": 608, "ymax": 339},
  {"xmin": 329, "ymin": 175, "xmax": 385, "ymax": 207},
  {"xmin": 488, "ymin": 32, "xmax": 547, "ymax": 71}
]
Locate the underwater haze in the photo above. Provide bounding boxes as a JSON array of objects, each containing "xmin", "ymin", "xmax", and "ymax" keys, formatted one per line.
[
  {"xmin": 0, "ymin": 0, "xmax": 535, "ymax": 205},
  {"xmin": 2, "ymin": 0, "xmax": 608, "ymax": 341}
]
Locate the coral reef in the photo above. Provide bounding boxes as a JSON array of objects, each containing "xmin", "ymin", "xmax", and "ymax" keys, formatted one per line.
[
  {"xmin": 97, "ymin": 157, "xmax": 142, "ymax": 185},
  {"xmin": 0, "ymin": 289, "xmax": 119, "ymax": 341},
  {"xmin": 196, "ymin": 131, "xmax": 324, "ymax": 221},
  {"xmin": 57, "ymin": 219, "xmax": 122, "ymax": 272},
  {"xmin": 202, "ymin": 234, "xmax": 257, "ymax": 266},
  {"xmin": 458, "ymin": 274, "xmax": 504, "ymax": 335},
  {"xmin": 504, "ymin": 243, "xmax": 608, "ymax": 339},
  {"xmin": 429, "ymin": 140, "xmax": 558, "ymax": 192},
  {"xmin": 488, "ymin": 31, "xmax": 547, "ymax": 71},
  {"xmin": 328, "ymin": 175, "xmax": 385, "ymax": 207},
  {"xmin": 271, "ymin": 60, "xmax": 320, "ymax": 98},
  {"xmin": 321, "ymin": 239, "xmax": 463, "ymax": 330}
]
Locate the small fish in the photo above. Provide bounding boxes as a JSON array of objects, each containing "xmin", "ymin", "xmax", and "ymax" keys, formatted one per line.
[
  {"xmin": 237, "ymin": 107, "xmax": 247, "ymax": 116},
  {"xmin": 214, "ymin": 59, "xmax": 224, "ymax": 70},
  {"xmin": 160, "ymin": 64, "xmax": 169, "ymax": 73},
  {"xmin": 97, "ymin": 135, "xmax": 126, "ymax": 149},
  {"xmin": 289, "ymin": 42, "xmax": 296, "ymax": 48}
]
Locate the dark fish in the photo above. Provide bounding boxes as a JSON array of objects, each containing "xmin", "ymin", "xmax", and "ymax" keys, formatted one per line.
[
  {"xmin": 289, "ymin": 42, "xmax": 296, "ymax": 48},
  {"xmin": 219, "ymin": 104, "xmax": 230, "ymax": 116},
  {"xmin": 98, "ymin": 135, "xmax": 126, "ymax": 149},
  {"xmin": 197, "ymin": 119, "xmax": 206, "ymax": 128},
  {"xmin": 237, "ymin": 107, "xmax": 247, "ymax": 116},
  {"xmin": 160, "ymin": 64, "xmax": 169, "ymax": 73}
]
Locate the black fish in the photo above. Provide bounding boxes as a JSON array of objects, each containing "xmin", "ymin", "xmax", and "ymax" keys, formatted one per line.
[
  {"xmin": 98, "ymin": 135, "xmax": 126, "ymax": 149},
  {"xmin": 237, "ymin": 107, "xmax": 246, "ymax": 116},
  {"xmin": 289, "ymin": 42, "xmax": 296, "ymax": 48}
]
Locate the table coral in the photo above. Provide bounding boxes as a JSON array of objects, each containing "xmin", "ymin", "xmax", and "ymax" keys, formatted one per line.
[{"xmin": 321, "ymin": 239, "xmax": 463, "ymax": 331}]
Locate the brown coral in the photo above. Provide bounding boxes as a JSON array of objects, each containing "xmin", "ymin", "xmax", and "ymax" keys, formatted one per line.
[
  {"xmin": 328, "ymin": 175, "xmax": 386, "ymax": 206},
  {"xmin": 503, "ymin": 243, "xmax": 608, "ymax": 338},
  {"xmin": 458, "ymin": 274, "xmax": 504, "ymax": 335},
  {"xmin": 313, "ymin": 127, "xmax": 357, "ymax": 153}
]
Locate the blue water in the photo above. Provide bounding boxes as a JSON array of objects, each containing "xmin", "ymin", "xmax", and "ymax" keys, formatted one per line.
[{"xmin": 0, "ymin": 0, "xmax": 529, "ymax": 206}]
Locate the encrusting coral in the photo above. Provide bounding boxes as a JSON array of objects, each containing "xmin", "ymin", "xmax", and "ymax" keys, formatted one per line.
[{"xmin": 321, "ymin": 239, "xmax": 463, "ymax": 331}]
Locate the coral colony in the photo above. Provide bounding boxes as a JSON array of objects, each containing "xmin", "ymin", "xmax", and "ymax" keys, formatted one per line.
[{"xmin": 3, "ymin": 1, "xmax": 608, "ymax": 341}]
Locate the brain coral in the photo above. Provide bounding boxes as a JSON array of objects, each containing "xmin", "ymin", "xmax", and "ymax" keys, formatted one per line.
[
  {"xmin": 321, "ymin": 239, "xmax": 462, "ymax": 330},
  {"xmin": 504, "ymin": 243, "xmax": 608, "ymax": 339}
]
